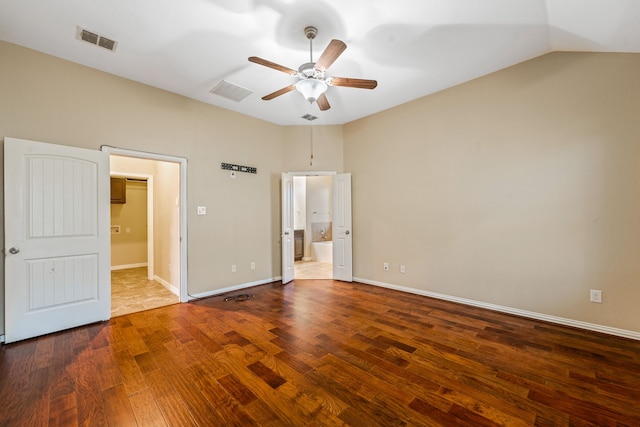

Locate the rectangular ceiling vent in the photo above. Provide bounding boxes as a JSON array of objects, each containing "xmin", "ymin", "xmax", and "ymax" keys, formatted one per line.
[
  {"xmin": 210, "ymin": 80, "xmax": 253, "ymax": 102},
  {"xmin": 301, "ymin": 114, "xmax": 318, "ymax": 121},
  {"xmin": 77, "ymin": 27, "xmax": 118, "ymax": 52}
]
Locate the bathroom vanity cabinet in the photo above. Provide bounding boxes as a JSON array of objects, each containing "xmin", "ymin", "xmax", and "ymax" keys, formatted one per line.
[{"xmin": 294, "ymin": 230, "xmax": 304, "ymax": 261}]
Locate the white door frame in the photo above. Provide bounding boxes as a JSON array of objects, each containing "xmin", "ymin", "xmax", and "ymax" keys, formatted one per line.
[
  {"xmin": 285, "ymin": 171, "xmax": 339, "ymax": 279},
  {"xmin": 102, "ymin": 146, "xmax": 188, "ymax": 302}
]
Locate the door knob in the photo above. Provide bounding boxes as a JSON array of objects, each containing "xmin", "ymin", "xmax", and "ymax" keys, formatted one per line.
[
  {"xmin": 284, "ymin": 232, "xmax": 290, "ymax": 235},
  {"xmin": 345, "ymin": 230, "xmax": 350, "ymax": 235},
  {"xmin": 8, "ymin": 247, "xmax": 20, "ymax": 254}
]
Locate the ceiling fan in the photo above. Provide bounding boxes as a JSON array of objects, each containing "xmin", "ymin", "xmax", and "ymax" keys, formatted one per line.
[{"xmin": 248, "ymin": 26, "xmax": 377, "ymax": 111}]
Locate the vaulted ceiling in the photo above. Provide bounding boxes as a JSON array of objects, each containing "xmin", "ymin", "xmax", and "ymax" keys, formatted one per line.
[{"xmin": 1, "ymin": 0, "xmax": 639, "ymax": 125}]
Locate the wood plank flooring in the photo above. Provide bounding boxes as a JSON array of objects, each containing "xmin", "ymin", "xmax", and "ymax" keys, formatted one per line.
[{"xmin": 1, "ymin": 279, "xmax": 640, "ymax": 426}]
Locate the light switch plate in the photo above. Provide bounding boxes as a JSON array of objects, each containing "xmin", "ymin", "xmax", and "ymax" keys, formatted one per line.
[{"xmin": 197, "ymin": 206, "xmax": 206, "ymax": 215}]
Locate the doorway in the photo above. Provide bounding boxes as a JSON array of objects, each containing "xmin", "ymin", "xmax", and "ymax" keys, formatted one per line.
[
  {"xmin": 103, "ymin": 146, "xmax": 188, "ymax": 314},
  {"xmin": 293, "ymin": 175, "xmax": 333, "ymax": 279},
  {"xmin": 282, "ymin": 172, "xmax": 351, "ymax": 284},
  {"xmin": 109, "ymin": 167, "xmax": 180, "ymax": 316}
]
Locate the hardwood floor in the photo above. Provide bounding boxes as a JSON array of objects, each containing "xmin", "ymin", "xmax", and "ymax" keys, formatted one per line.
[{"xmin": 1, "ymin": 279, "xmax": 639, "ymax": 426}]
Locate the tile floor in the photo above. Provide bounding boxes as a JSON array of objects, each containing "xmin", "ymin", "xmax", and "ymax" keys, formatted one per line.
[
  {"xmin": 111, "ymin": 267, "xmax": 179, "ymax": 317},
  {"xmin": 294, "ymin": 260, "xmax": 332, "ymax": 279}
]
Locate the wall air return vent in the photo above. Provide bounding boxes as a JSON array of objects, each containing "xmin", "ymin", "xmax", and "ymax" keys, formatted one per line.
[
  {"xmin": 210, "ymin": 80, "xmax": 253, "ymax": 102},
  {"xmin": 77, "ymin": 27, "xmax": 118, "ymax": 52}
]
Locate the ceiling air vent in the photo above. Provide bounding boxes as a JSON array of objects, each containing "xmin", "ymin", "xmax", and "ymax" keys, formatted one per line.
[
  {"xmin": 301, "ymin": 114, "xmax": 318, "ymax": 121},
  {"xmin": 210, "ymin": 80, "xmax": 253, "ymax": 102},
  {"xmin": 77, "ymin": 27, "xmax": 118, "ymax": 52}
]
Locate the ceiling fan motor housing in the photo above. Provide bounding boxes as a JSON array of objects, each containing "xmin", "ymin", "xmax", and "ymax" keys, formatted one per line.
[{"xmin": 298, "ymin": 62, "xmax": 325, "ymax": 79}]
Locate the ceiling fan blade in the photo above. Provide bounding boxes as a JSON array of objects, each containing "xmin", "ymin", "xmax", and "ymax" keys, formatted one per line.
[
  {"xmin": 329, "ymin": 77, "xmax": 378, "ymax": 90},
  {"xmin": 317, "ymin": 93, "xmax": 331, "ymax": 111},
  {"xmin": 262, "ymin": 84, "xmax": 297, "ymax": 100},
  {"xmin": 315, "ymin": 39, "xmax": 347, "ymax": 71},
  {"xmin": 248, "ymin": 56, "xmax": 297, "ymax": 75}
]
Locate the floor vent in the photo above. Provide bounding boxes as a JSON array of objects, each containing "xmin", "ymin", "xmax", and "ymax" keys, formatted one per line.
[
  {"xmin": 210, "ymin": 80, "xmax": 253, "ymax": 102},
  {"xmin": 301, "ymin": 114, "xmax": 318, "ymax": 121},
  {"xmin": 77, "ymin": 27, "xmax": 118, "ymax": 52}
]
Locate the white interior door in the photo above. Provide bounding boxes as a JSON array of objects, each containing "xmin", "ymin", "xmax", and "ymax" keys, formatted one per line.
[
  {"xmin": 281, "ymin": 173, "xmax": 294, "ymax": 284},
  {"xmin": 4, "ymin": 137, "xmax": 111, "ymax": 343},
  {"xmin": 333, "ymin": 173, "xmax": 353, "ymax": 282}
]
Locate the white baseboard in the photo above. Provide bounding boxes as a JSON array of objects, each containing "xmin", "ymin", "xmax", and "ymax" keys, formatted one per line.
[
  {"xmin": 301, "ymin": 257, "xmax": 313, "ymax": 261},
  {"xmin": 0, "ymin": 335, "xmax": 4, "ymax": 343},
  {"xmin": 188, "ymin": 277, "xmax": 281, "ymax": 300},
  {"xmin": 353, "ymin": 277, "xmax": 640, "ymax": 341},
  {"xmin": 154, "ymin": 275, "xmax": 179, "ymax": 296},
  {"xmin": 111, "ymin": 263, "xmax": 148, "ymax": 271}
]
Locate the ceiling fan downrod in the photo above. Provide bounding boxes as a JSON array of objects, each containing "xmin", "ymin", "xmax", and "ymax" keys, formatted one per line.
[{"xmin": 304, "ymin": 26, "xmax": 318, "ymax": 63}]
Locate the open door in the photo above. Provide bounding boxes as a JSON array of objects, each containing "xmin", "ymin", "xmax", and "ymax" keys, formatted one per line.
[
  {"xmin": 281, "ymin": 173, "xmax": 294, "ymax": 284},
  {"xmin": 333, "ymin": 173, "xmax": 352, "ymax": 281},
  {"xmin": 4, "ymin": 137, "xmax": 110, "ymax": 343}
]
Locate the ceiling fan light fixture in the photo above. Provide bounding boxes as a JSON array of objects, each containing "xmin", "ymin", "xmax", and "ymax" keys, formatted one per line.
[{"xmin": 296, "ymin": 78, "xmax": 327, "ymax": 103}]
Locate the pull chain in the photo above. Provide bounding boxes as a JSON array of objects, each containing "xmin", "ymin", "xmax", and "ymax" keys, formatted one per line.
[
  {"xmin": 310, "ymin": 125, "xmax": 314, "ymax": 166},
  {"xmin": 309, "ymin": 103, "xmax": 314, "ymax": 166}
]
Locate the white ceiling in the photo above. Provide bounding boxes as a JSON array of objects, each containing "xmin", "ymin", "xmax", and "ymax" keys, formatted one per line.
[{"xmin": 1, "ymin": 0, "xmax": 639, "ymax": 125}]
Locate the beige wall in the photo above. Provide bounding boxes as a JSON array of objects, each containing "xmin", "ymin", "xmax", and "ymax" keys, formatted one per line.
[
  {"xmin": 306, "ymin": 176, "xmax": 333, "ymax": 256},
  {"xmin": 0, "ymin": 41, "xmax": 288, "ymax": 335},
  {"xmin": 282, "ymin": 125, "xmax": 344, "ymax": 173},
  {"xmin": 2, "ymin": 39, "xmax": 640, "ymax": 337},
  {"xmin": 110, "ymin": 180, "xmax": 148, "ymax": 267},
  {"xmin": 153, "ymin": 160, "xmax": 180, "ymax": 287},
  {"xmin": 344, "ymin": 52, "xmax": 640, "ymax": 333}
]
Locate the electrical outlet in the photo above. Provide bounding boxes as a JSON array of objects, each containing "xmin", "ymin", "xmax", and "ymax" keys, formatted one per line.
[
  {"xmin": 251, "ymin": 262, "xmax": 255, "ymax": 270},
  {"xmin": 400, "ymin": 264, "xmax": 406, "ymax": 274},
  {"xmin": 231, "ymin": 264, "xmax": 236, "ymax": 273},
  {"xmin": 590, "ymin": 289, "xmax": 602, "ymax": 303},
  {"xmin": 383, "ymin": 262, "xmax": 389, "ymax": 271}
]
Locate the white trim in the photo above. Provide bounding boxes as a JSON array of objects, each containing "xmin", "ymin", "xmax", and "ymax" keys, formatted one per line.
[
  {"xmin": 154, "ymin": 275, "xmax": 179, "ymax": 296},
  {"xmin": 111, "ymin": 263, "xmax": 148, "ymax": 271},
  {"xmin": 103, "ymin": 146, "xmax": 187, "ymax": 163},
  {"xmin": 354, "ymin": 277, "xmax": 640, "ymax": 341},
  {"xmin": 0, "ymin": 335, "xmax": 5, "ymax": 343},
  {"xmin": 188, "ymin": 278, "xmax": 280, "ymax": 300},
  {"xmin": 287, "ymin": 171, "xmax": 337, "ymax": 176},
  {"xmin": 102, "ymin": 146, "xmax": 189, "ymax": 303}
]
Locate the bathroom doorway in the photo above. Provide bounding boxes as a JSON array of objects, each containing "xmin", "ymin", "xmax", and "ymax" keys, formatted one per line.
[
  {"xmin": 293, "ymin": 175, "xmax": 333, "ymax": 279},
  {"xmin": 282, "ymin": 171, "xmax": 351, "ymax": 283}
]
